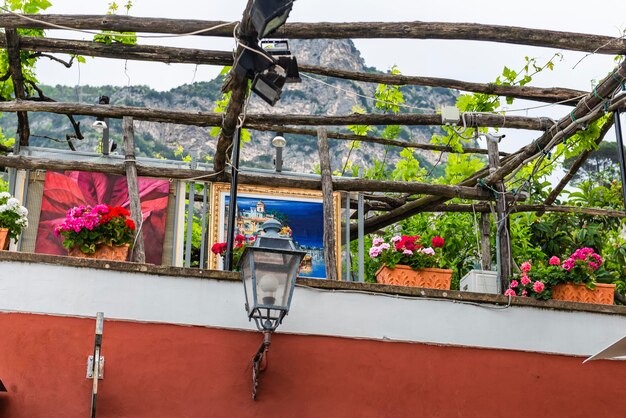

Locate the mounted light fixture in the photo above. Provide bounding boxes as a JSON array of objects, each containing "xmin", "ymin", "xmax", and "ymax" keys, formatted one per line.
[
  {"xmin": 252, "ymin": 65, "xmax": 287, "ymax": 106},
  {"xmin": 272, "ymin": 132, "xmax": 286, "ymax": 173},
  {"xmin": 250, "ymin": 0, "xmax": 295, "ymax": 39},
  {"xmin": 237, "ymin": 218, "xmax": 305, "ymax": 399},
  {"xmin": 261, "ymin": 39, "xmax": 301, "ymax": 83},
  {"xmin": 93, "ymin": 96, "xmax": 111, "ymax": 156}
]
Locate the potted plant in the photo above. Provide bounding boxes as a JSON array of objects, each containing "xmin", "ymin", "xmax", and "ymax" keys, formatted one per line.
[
  {"xmin": 369, "ymin": 234, "xmax": 452, "ymax": 289},
  {"xmin": 0, "ymin": 191, "xmax": 29, "ymax": 250},
  {"xmin": 54, "ymin": 204, "xmax": 136, "ymax": 261},
  {"xmin": 549, "ymin": 249, "xmax": 614, "ymax": 305},
  {"xmin": 506, "ymin": 250, "xmax": 614, "ymax": 305}
]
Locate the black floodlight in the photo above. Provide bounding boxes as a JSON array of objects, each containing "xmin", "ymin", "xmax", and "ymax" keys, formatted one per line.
[
  {"xmin": 252, "ymin": 65, "xmax": 287, "ymax": 106},
  {"xmin": 232, "ymin": 46, "xmax": 275, "ymax": 80},
  {"xmin": 261, "ymin": 39, "xmax": 301, "ymax": 83},
  {"xmin": 250, "ymin": 0, "xmax": 294, "ymax": 38}
]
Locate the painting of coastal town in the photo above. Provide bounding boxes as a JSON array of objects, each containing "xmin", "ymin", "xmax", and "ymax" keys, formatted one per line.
[{"xmin": 211, "ymin": 184, "xmax": 340, "ymax": 279}]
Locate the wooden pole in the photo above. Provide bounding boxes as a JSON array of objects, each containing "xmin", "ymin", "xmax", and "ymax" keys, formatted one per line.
[
  {"xmin": 5, "ymin": 29, "xmax": 29, "ymax": 147},
  {"xmin": 544, "ymin": 118, "xmax": 615, "ymax": 206},
  {"xmin": 122, "ymin": 116, "xmax": 146, "ymax": 263},
  {"xmin": 2, "ymin": 15, "xmax": 626, "ymax": 55},
  {"xmin": 487, "ymin": 135, "xmax": 511, "ymax": 291},
  {"xmin": 317, "ymin": 128, "xmax": 338, "ymax": 281},
  {"xmin": 480, "ymin": 212, "xmax": 491, "ymax": 271}
]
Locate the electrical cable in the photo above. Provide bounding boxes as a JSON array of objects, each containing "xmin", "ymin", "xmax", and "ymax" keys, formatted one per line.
[
  {"xmin": 0, "ymin": 6, "xmax": 237, "ymax": 39},
  {"xmin": 295, "ymin": 283, "xmax": 513, "ymax": 310}
]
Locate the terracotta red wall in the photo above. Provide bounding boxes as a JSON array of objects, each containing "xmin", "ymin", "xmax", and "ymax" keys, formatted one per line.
[{"xmin": 0, "ymin": 312, "xmax": 625, "ymax": 417}]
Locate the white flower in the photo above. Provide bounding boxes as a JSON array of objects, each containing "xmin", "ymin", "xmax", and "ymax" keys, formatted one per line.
[
  {"xmin": 17, "ymin": 206, "xmax": 28, "ymax": 216},
  {"xmin": 0, "ymin": 204, "xmax": 6, "ymax": 213},
  {"xmin": 0, "ymin": 192, "xmax": 10, "ymax": 199},
  {"xmin": 6, "ymin": 198, "xmax": 19, "ymax": 210}
]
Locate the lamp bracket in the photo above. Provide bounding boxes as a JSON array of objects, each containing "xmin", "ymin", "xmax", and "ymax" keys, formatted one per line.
[
  {"xmin": 252, "ymin": 331, "xmax": 272, "ymax": 400},
  {"xmin": 86, "ymin": 356, "xmax": 105, "ymax": 379}
]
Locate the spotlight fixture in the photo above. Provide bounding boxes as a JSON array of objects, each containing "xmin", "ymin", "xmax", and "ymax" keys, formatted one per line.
[
  {"xmin": 250, "ymin": 0, "xmax": 295, "ymax": 39},
  {"xmin": 252, "ymin": 65, "xmax": 287, "ymax": 106},
  {"xmin": 261, "ymin": 39, "xmax": 301, "ymax": 83}
]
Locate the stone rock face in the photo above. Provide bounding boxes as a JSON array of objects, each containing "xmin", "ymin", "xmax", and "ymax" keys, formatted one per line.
[{"xmin": 3, "ymin": 40, "xmax": 458, "ymax": 173}]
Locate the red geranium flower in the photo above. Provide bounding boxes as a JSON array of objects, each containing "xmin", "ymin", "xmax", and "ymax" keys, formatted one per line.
[
  {"xmin": 126, "ymin": 219, "xmax": 136, "ymax": 230},
  {"xmin": 431, "ymin": 236, "xmax": 445, "ymax": 248}
]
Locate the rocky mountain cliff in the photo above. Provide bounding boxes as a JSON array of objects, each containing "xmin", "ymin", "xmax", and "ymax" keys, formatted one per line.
[{"xmin": 1, "ymin": 39, "xmax": 458, "ymax": 174}]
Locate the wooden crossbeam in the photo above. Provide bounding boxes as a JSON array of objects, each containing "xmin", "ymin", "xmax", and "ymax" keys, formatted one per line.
[
  {"xmin": 0, "ymin": 36, "xmax": 586, "ymax": 106},
  {"xmin": 1, "ymin": 15, "xmax": 625, "ymax": 55}
]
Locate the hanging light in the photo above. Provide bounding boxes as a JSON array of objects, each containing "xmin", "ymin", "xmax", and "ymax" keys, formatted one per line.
[
  {"xmin": 250, "ymin": 0, "xmax": 295, "ymax": 39},
  {"xmin": 261, "ymin": 39, "xmax": 301, "ymax": 83}
]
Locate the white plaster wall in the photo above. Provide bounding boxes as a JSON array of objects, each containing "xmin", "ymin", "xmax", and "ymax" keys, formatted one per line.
[{"xmin": 1, "ymin": 260, "xmax": 625, "ymax": 357}]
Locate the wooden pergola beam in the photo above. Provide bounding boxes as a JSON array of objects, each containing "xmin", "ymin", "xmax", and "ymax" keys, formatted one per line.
[
  {"xmin": 543, "ymin": 118, "xmax": 615, "ymax": 206},
  {"xmin": 354, "ymin": 61, "xmax": 626, "ymax": 235},
  {"xmin": 249, "ymin": 124, "xmax": 509, "ymax": 156},
  {"xmin": 213, "ymin": 0, "xmax": 255, "ymax": 177},
  {"xmin": 0, "ymin": 100, "xmax": 554, "ymax": 131},
  {"xmin": 1, "ymin": 15, "xmax": 625, "ymax": 55},
  {"xmin": 0, "ymin": 36, "xmax": 586, "ymax": 106},
  {"xmin": 0, "ymin": 154, "xmax": 504, "ymax": 201},
  {"xmin": 300, "ymin": 64, "xmax": 586, "ymax": 105},
  {"xmin": 5, "ymin": 29, "xmax": 29, "ymax": 146}
]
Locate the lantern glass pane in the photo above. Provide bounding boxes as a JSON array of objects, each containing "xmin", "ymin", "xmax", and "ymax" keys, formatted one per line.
[
  {"xmin": 252, "ymin": 250, "xmax": 301, "ymax": 310},
  {"xmin": 239, "ymin": 249, "xmax": 255, "ymax": 316}
]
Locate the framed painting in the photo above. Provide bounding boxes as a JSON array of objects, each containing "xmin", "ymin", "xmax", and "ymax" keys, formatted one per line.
[{"xmin": 209, "ymin": 183, "xmax": 341, "ymax": 279}]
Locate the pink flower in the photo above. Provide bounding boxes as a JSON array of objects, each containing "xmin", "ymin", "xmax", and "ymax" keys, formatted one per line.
[
  {"xmin": 562, "ymin": 258, "xmax": 575, "ymax": 271},
  {"xmin": 549, "ymin": 256, "xmax": 560, "ymax": 266},
  {"xmin": 533, "ymin": 281, "xmax": 545, "ymax": 293},
  {"xmin": 504, "ymin": 289, "xmax": 516, "ymax": 297},
  {"xmin": 510, "ymin": 280, "xmax": 519, "ymax": 288},
  {"xmin": 369, "ymin": 247, "xmax": 381, "ymax": 258},
  {"xmin": 390, "ymin": 235, "xmax": 402, "ymax": 244},
  {"xmin": 520, "ymin": 261, "xmax": 531, "ymax": 273},
  {"xmin": 521, "ymin": 290, "xmax": 528, "ymax": 297},
  {"xmin": 421, "ymin": 247, "xmax": 435, "ymax": 256},
  {"xmin": 403, "ymin": 249, "xmax": 414, "ymax": 256},
  {"xmin": 379, "ymin": 243, "xmax": 390, "ymax": 250},
  {"xmin": 589, "ymin": 262, "xmax": 599, "ymax": 270},
  {"xmin": 372, "ymin": 237, "xmax": 384, "ymax": 246},
  {"xmin": 520, "ymin": 275, "xmax": 531, "ymax": 285}
]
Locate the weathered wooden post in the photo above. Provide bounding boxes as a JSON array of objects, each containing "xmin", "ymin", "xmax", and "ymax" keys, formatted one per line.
[
  {"xmin": 479, "ymin": 212, "xmax": 491, "ymax": 270},
  {"xmin": 123, "ymin": 116, "xmax": 146, "ymax": 263},
  {"xmin": 486, "ymin": 134, "xmax": 511, "ymax": 291},
  {"xmin": 317, "ymin": 128, "xmax": 338, "ymax": 281}
]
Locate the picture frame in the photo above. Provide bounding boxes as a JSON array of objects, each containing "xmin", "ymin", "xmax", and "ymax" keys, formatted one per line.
[{"xmin": 209, "ymin": 183, "xmax": 341, "ymax": 279}]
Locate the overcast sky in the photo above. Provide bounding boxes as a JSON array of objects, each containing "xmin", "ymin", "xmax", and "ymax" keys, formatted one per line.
[{"xmin": 28, "ymin": 0, "xmax": 626, "ymax": 153}]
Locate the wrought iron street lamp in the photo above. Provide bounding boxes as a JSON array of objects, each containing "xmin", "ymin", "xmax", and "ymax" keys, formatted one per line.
[{"xmin": 237, "ymin": 218, "xmax": 306, "ymax": 399}]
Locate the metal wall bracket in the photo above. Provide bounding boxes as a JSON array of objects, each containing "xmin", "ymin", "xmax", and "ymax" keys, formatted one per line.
[{"xmin": 86, "ymin": 356, "xmax": 105, "ymax": 379}]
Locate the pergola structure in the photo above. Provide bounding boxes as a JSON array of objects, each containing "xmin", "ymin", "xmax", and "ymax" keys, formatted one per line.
[{"xmin": 1, "ymin": 3, "xmax": 626, "ymax": 290}]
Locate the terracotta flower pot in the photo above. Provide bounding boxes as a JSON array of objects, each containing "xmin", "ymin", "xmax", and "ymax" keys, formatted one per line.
[
  {"xmin": 551, "ymin": 283, "xmax": 615, "ymax": 305},
  {"xmin": 68, "ymin": 244, "xmax": 130, "ymax": 262},
  {"xmin": 0, "ymin": 228, "xmax": 9, "ymax": 250},
  {"xmin": 375, "ymin": 265, "xmax": 453, "ymax": 290}
]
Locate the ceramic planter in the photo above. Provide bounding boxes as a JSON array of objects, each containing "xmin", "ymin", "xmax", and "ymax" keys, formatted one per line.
[
  {"xmin": 375, "ymin": 265, "xmax": 453, "ymax": 290},
  {"xmin": 68, "ymin": 244, "xmax": 130, "ymax": 262},
  {"xmin": 0, "ymin": 228, "xmax": 9, "ymax": 250},
  {"xmin": 551, "ymin": 283, "xmax": 615, "ymax": 305}
]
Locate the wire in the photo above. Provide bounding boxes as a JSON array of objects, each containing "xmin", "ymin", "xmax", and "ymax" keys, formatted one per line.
[
  {"xmin": 295, "ymin": 283, "xmax": 513, "ymax": 310},
  {"xmin": 300, "ymin": 73, "xmax": 436, "ymax": 113},
  {"xmin": 502, "ymin": 94, "xmax": 588, "ymax": 113},
  {"xmin": 0, "ymin": 6, "xmax": 237, "ymax": 39}
]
